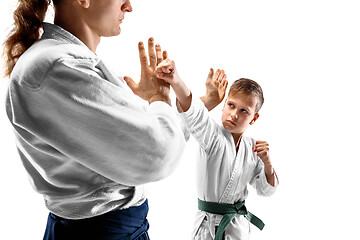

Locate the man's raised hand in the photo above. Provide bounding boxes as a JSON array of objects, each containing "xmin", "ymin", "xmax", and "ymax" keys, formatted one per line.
[{"xmin": 124, "ymin": 37, "xmax": 171, "ymax": 105}]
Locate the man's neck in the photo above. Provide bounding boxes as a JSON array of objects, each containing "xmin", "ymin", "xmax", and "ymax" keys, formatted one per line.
[{"xmin": 54, "ymin": 10, "xmax": 100, "ymax": 53}]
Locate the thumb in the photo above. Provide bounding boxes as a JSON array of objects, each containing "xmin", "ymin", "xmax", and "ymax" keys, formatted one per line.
[
  {"xmin": 207, "ymin": 68, "xmax": 214, "ymax": 80},
  {"xmin": 123, "ymin": 76, "xmax": 137, "ymax": 91}
]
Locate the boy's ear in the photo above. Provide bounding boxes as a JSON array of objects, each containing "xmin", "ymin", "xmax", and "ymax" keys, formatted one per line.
[
  {"xmin": 249, "ymin": 113, "xmax": 259, "ymax": 125},
  {"xmin": 76, "ymin": 0, "xmax": 91, "ymax": 8}
]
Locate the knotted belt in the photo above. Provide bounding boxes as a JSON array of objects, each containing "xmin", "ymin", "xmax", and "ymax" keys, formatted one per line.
[{"xmin": 198, "ymin": 198, "xmax": 264, "ymax": 240}]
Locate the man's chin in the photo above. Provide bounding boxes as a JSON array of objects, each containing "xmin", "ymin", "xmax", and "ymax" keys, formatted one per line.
[{"xmin": 102, "ymin": 27, "xmax": 121, "ymax": 37}]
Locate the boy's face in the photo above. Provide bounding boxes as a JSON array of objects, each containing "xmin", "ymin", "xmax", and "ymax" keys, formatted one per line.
[{"xmin": 221, "ymin": 92, "xmax": 259, "ymax": 136}]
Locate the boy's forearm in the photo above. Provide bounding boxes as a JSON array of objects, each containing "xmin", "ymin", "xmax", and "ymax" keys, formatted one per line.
[
  {"xmin": 264, "ymin": 165, "xmax": 276, "ymax": 187},
  {"xmin": 171, "ymin": 80, "xmax": 192, "ymax": 112}
]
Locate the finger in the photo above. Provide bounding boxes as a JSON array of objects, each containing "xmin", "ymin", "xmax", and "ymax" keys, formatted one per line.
[
  {"xmin": 218, "ymin": 70, "xmax": 225, "ymax": 81},
  {"xmin": 206, "ymin": 68, "xmax": 214, "ymax": 85},
  {"xmin": 256, "ymin": 141, "xmax": 269, "ymax": 145},
  {"xmin": 254, "ymin": 146, "xmax": 270, "ymax": 155},
  {"xmin": 154, "ymin": 64, "xmax": 169, "ymax": 75},
  {"xmin": 255, "ymin": 145, "xmax": 269, "ymax": 151},
  {"xmin": 156, "ymin": 59, "xmax": 167, "ymax": 69},
  {"xmin": 155, "ymin": 44, "xmax": 163, "ymax": 65},
  {"xmin": 156, "ymin": 59, "xmax": 175, "ymax": 73},
  {"xmin": 221, "ymin": 74, "xmax": 227, "ymax": 84},
  {"xmin": 155, "ymin": 61, "xmax": 175, "ymax": 78},
  {"xmin": 155, "ymin": 65, "xmax": 170, "ymax": 76},
  {"xmin": 255, "ymin": 143, "xmax": 269, "ymax": 149},
  {"xmin": 148, "ymin": 37, "xmax": 156, "ymax": 69},
  {"xmin": 254, "ymin": 142, "xmax": 269, "ymax": 149},
  {"xmin": 207, "ymin": 68, "xmax": 214, "ymax": 79},
  {"xmin": 138, "ymin": 41, "xmax": 148, "ymax": 70},
  {"xmin": 156, "ymin": 72, "xmax": 172, "ymax": 83},
  {"xmin": 123, "ymin": 76, "xmax": 138, "ymax": 91},
  {"xmin": 163, "ymin": 51, "xmax": 168, "ymax": 60},
  {"xmin": 214, "ymin": 69, "xmax": 221, "ymax": 82},
  {"xmin": 223, "ymin": 80, "xmax": 228, "ymax": 89},
  {"xmin": 220, "ymin": 72, "xmax": 227, "ymax": 81},
  {"xmin": 159, "ymin": 65, "xmax": 173, "ymax": 74}
]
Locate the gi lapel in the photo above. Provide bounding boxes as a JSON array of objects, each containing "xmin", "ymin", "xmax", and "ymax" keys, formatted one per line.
[{"xmin": 219, "ymin": 137, "xmax": 246, "ymax": 204}]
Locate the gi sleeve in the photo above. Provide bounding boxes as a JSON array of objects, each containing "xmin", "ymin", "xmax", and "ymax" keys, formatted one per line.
[
  {"xmin": 249, "ymin": 156, "xmax": 279, "ymax": 196},
  {"xmin": 177, "ymin": 96, "xmax": 221, "ymax": 152},
  {"xmin": 8, "ymin": 58, "xmax": 186, "ymax": 186}
]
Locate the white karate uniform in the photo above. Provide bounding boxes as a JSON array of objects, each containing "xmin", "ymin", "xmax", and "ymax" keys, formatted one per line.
[
  {"xmin": 178, "ymin": 98, "xmax": 278, "ymax": 240},
  {"xmin": 5, "ymin": 23, "xmax": 186, "ymax": 220}
]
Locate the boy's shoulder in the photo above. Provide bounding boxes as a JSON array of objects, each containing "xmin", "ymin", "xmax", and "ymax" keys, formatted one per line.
[
  {"xmin": 243, "ymin": 135, "xmax": 255, "ymax": 144},
  {"xmin": 242, "ymin": 135, "xmax": 257, "ymax": 149}
]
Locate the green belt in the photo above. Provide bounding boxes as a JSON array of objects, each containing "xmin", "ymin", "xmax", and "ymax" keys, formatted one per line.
[{"xmin": 198, "ymin": 199, "xmax": 264, "ymax": 240}]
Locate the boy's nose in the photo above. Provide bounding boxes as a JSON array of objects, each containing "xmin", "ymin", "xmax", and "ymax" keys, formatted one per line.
[{"xmin": 231, "ymin": 113, "xmax": 238, "ymax": 120}]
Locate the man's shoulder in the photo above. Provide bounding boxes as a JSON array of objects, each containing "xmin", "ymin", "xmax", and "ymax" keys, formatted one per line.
[
  {"xmin": 25, "ymin": 37, "xmax": 95, "ymax": 65},
  {"xmin": 11, "ymin": 39, "xmax": 96, "ymax": 90}
]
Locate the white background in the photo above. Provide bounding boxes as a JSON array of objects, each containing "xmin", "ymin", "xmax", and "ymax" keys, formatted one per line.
[{"xmin": 1, "ymin": 0, "xmax": 360, "ymax": 239}]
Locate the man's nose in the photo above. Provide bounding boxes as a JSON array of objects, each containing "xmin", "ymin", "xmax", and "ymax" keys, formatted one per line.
[{"xmin": 122, "ymin": 0, "xmax": 133, "ymax": 12}]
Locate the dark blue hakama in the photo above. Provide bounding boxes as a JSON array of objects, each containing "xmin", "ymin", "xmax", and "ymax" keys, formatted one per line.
[{"xmin": 43, "ymin": 199, "xmax": 150, "ymax": 240}]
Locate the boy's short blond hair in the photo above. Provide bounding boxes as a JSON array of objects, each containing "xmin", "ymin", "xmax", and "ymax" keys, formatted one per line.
[{"xmin": 228, "ymin": 78, "xmax": 264, "ymax": 113}]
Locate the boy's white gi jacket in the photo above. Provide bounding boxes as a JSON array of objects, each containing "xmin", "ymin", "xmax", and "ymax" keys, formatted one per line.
[
  {"xmin": 178, "ymin": 98, "xmax": 278, "ymax": 240},
  {"xmin": 5, "ymin": 23, "xmax": 186, "ymax": 219}
]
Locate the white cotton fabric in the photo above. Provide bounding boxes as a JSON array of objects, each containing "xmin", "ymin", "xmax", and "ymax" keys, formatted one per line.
[
  {"xmin": 178, "ymin": 98, "xmax": 278, "ymax": 240},
  {"xmin": 5, "ymin": 22, "xmax": 186, "ymax": 219}
]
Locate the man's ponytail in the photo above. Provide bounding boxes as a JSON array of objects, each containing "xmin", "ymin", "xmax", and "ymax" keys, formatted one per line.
[{"xmin": 3, "ymin": 0, "xmax": 50, "ymax": 78}]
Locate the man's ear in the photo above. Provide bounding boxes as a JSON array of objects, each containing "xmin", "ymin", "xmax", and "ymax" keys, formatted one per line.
[
  {"xmin": 249, "ymin": 113, "xmax": 259, "ymax": 125},
  {"xmin": 76, "ymin": 0, "xmax": 91, "ymax": 8}
]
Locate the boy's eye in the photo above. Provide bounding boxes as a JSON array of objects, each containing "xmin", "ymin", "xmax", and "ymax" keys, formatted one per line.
[{"xmin": 240, "ymin": 109, "xmax": 247, "ymax": 113}]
